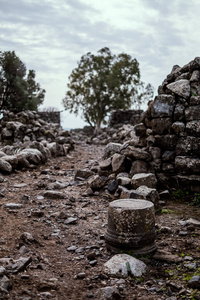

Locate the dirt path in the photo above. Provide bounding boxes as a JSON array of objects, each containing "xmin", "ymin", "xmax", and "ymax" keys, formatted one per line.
[{"xmin": 0, "ymin": 141, "xmax": 200, "ymax": 299}]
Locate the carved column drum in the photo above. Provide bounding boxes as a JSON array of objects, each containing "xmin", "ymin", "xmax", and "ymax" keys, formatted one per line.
[{"xmin": 105, "ymin": 199, "xmax": 157, "ymax": 255}]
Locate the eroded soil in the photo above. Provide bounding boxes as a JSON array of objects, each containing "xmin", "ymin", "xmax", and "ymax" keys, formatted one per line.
[{"xmin": 0, "ymin": 140, "xmax": 200, "ymax": 300}]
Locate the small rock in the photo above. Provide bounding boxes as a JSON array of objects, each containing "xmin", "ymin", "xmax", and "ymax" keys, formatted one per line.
[
  {"xmin": 67, "ymin": 246, "xmax": 77, "ymax": 252},
  {"xmin": 188, "ymin": 275, "xmax": 200, "ymax": 289},
  {"xmin": 153, "ymin": 250, "xmax": 182, "ymax": 263},
  {"xmin": 7, "ymin": 256, "xmax": 32, "ymax": 274},
  {"xmin": 64, "ymin": 217, "xmax": 78, "ymax": 225},
  {"xmin": 98, "ymin": 286, "xmax": 121, "ymax": 300},
  {"xmin": 0, "ymin": 275, "xmax": 12, "ymax": 292},
  {"xmin": 43, "ymin": 190, "xmax": 66, "ymax": 199},
  {"xmin": 0, "ymin": 266, "xmax": 6, "ymax": 276},
  {"xmin": 75, "ymin": 272, "xmax": 86, "ymax": 279},
  {"xmin": 4, "ymin": 203, "xmax": 23, "ymax": 209},
  {"xmin": 89, "ymin": 260, "xmax": 98, "ymax": 266}
]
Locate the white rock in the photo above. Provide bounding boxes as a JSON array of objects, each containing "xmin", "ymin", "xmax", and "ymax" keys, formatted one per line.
[{"xmin": 103, "ymin": 254, "xmax": 146, "ymax": 278}]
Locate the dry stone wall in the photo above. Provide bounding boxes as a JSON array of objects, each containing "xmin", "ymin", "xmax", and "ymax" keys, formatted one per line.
[
  {"xmin": 109, "ymin": 109, "xmax": 143, "ymax": 127},
  {"xmin": 138, "ymin": 57, "xmax": 200, "ymax": 192}
]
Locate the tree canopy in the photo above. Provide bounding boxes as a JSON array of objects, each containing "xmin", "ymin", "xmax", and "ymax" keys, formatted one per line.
[
  {"xmin": 0, "ymin": 50, "xmax": 45, "ymax": 112},
  {"xmin": 62, "ymin": 47, "xmax": 154, "ymax": 132}
]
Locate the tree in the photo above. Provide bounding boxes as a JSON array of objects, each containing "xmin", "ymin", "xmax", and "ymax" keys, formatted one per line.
[
  {"xmin": 62, "ymin": 47, "xmax": 154, "ymax": 132},
  {"xmin": 0, "ymin": 50, "xmax": 45, "ymax": 112}
]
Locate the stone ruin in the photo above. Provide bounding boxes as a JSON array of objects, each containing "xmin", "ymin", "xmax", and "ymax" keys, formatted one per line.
[
  {"xmin": 0, "ymin": 110, "xmax": 74, "ymax": 173},
  {"xmin": 83, "ymin": 57, "xmax": 200, "ymax": 206},
  {"xmin": 108, "ymin": 109, "xmax": 143, "ymax": 127},
  {"xmin": 139, "ymin": 57, "xmax": 200, "ymax": 192}
]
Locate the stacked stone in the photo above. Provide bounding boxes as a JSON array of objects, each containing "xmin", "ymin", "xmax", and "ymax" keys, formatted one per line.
[
  {"xmin": 0, "ymin": 110, "xmax": 75, "ymax": 173},
  {"xmin": 0, "ymin": 110, "xmax": 72, "ymax": 147},
  {"xmin": 137, "ymin": 57, "xmax": 200, "ymax": 192},
  {"xmin": 108, "ymin": 109, "xmax": 143, "ymax": 127}
]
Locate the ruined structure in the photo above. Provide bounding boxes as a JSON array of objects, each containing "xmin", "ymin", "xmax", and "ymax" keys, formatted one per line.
[
  {"xmin": 109, "ymin": 109, "xmax": 143, "ymax": 127},
  {"xmin": 138, "ymin": 57, "xmax": 200, "ymax": 192},
  {"xmin": 95, "ymin": 57, "xmax": 200, "ymax": 198}
]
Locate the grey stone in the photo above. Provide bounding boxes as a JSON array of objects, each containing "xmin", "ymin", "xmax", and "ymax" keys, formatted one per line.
[
  {"xmin": 98, "ymin": 286, "xmax": 121, "ymax": 300},
  {"xmin": 7, "ymin": 256, "xmax": 32, "ymax": 274},
  {"xmin": 88, "ymin": 175, "xmax": 107, "ymax": 190},
  {"xmin": 134, "ymin": 185, "xmax": 159, "ymax": 208},
  {"xmin": 175, "ymin": 156, "xmax": 200, "ymax": 174},
  {"xmin": 151, "ymin": 118, "xmax": 172, "ymax": 134},
  {"xmin": 167, "ymin": 79, "xmax": 190, "ymax": 99},
  {"xmin": 103, "ymin": 143, "xmax": 122, "ymax": 159},
  {"xmin": 176, "ymin": 137, "xmax": 199, "ymax": 156},
  {"xmin": 4, "ymin": 203, "xmax": 23, "ymax": 209},
  {"xmin": 155, "ymin": 134, "xmax": 178, "ymax": 151},
  {"xmin": 99, "ymin": 158, "xmax": 112, "ymax": 170},
  {"xmin": 107, "ymin": 180, "xmax": 118, "ymax": 193},
  {"xmin": 111, "ymin": 153, "xmax": 126, "ymax": 173},
  {"xmin": 171, "ymin": 122, "xmax": 185, "ymax": 136},
  {"xmin": 43, "ymin": 190, "xmax": 66, "ymax": 199},
  {"xmin": 162, "ymin": 151, "xmax": 176, "ymax": 162},
  {"xmin": 75, "ymin": 168, "xmax": 95, "ymax": 180},
  {"xmin": 153, "ymin": 250, "xmax": 182, "ymax": 263},
  {"xmin": 190, "ymin": 95, "xmax": 200, "ymax": 106},
  {"xmin": 185, "ymin": 105, "xmax": 200, "ymax": 121},
  {"xmin": 134, "ymin": 123, "xmax": 146, "ymax": 137},
  {"xmin": 150, "ymin": 94, "xmax": 175, "ymax": 118},
  {"xmin": 174, "ymin": 104, "xmax": 185, "ymax": 121},
  {"xmin": 129, "ymin": 160, "xmax": 150, "ymax": 177},
  {"xmin": 103, "ymin": 254, "xmax": 147, "ymax": 278},
  {"xmin": 0, "ymin": 275, "xmax": 12, "ymax": 292},
  {"xmin": 131, "ymin": 173, "xmax": 157, "ymax": 189},
  {"xmin": 116, "ymin": 176, "xmax": 131, "ymax": 187},
  {"xmin": 121, "ymin": 146, "xmax": 151, "ymax": 161},
  {"xmin": 188, "ymin": 276, "xmax": 200, "ymax": 289},
  {"xmin": 186, "ymin": 120, "xmax": 200, "ymax": 136},
  {"xmin": 0, "ymin": 158, "xmax": 12, "ymax": 173}
]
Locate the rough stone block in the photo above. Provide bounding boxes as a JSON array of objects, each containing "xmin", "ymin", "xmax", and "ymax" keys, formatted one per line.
[
  {"xmin": 150, "ymin": 95, "xmax": 175, "ymax": 118},
  {"xmin": 131, "ymin": 173, "xmax": 157, "ymax": 189}
]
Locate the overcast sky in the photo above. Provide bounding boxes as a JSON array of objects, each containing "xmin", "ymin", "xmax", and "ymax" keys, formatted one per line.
[{"xmin": 1, "ymin": 0, "xmax": 200, "ymax": 128}]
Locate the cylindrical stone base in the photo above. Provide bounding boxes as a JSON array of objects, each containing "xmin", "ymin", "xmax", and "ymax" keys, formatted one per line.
[{"xmin": 105, "ymin": 199, "xmax": 157, "ymax": 255}]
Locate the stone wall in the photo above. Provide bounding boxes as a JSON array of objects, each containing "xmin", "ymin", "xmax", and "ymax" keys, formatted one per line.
[
  {"xmin": 109, "ymin": 109, "xmax": 143, "ymax": 127},
  {"xmin": 38, "ymin": 111, "xmax": 61, "ymax": 125},
  {"xmin": 135, "ymin": 57, "xmax": 200, "ymax": 192}
]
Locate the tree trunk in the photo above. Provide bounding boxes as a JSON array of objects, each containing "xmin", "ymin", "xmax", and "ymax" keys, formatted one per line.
[{"xmin": 94, "ymin": 120, "xmax": 101, "ymax": 135}]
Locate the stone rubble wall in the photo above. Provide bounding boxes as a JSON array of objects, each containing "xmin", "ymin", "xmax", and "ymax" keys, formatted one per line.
[
  {"xmin": 38, "ymin": 111, "xmax": 61, "ymax": 125},
  {"xmin": 0, "ymin": 110, "xmax": 74, "ymax": 173},
  {"xmin": 108, "ymin": 109, "xmax": 143, "ymax": 127},
  {"xmin": 138, "ymin": 57, "xmax": 200, "ymax": 192},
  {"xmin": 89, "ymin": 57, "xmax": 200, "ymax": 202}
]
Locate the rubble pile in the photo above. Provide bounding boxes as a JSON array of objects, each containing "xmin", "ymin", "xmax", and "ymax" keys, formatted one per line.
[
  {"xmin": 0, "ymin": 110, "xmax": 74, "ymax": 172},
  {"xmin": 81, "ymin": 57, "xmax": 200, "ymax": 201}
]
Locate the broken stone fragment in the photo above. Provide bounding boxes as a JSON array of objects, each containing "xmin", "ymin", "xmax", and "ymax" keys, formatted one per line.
[
  {"xmin": 167, "ymin": 79, "xmax": 190, "ymax": 99},
  {"xmin": 74, "ymin": 168, "xmax": 95, "ymax": 180},
  {"xmin": 0, "ymin": 158, "xmax": 12, "ymax": 173},
  {"xmin": 131, "ymin": 173, "xmax": 157, "ymax": 189},
  {"xmin": 103, "ymin": 143, "xmax": 122, "ymax": 159},
  {"xmin": 103, "ymin": 254, "xmax": 147, "ymax": 278},
  {"xmin": 153, "ymin": 250, "xmax": 182, "ymax": 263},
  {"xmin": 43, "ymin": 190, "xmax": 66, "ymax": 199},
  {"xmin": 87, "ymin": 174, "xmax": 107, "ymax": 190},
  {"xmin": 98, "ymin": 285, "xmax": 121, "ymax": 300},
  {"xmin": 7, "ymin": 256, "xmax": 32, "ymax": 274},
  {"xmin": 111, "ymin": 153, "xmax": 126, "ymax": 173}
]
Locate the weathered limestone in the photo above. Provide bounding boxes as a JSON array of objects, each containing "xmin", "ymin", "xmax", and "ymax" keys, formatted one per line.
[
  {"xmin": 103, "ymin": 254, "xmax": 147, "ymax": 278},
  {"xmin": 105, "ymin": 199, "xmax": 157, "ymax": 254},
  {"xmin": 0, "ymin": 110, "xmax": 75, "ymax": 172}
]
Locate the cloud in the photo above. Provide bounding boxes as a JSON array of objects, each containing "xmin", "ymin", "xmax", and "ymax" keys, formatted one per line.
[{"xmin": 1, "ymin": 0, "xmax": 200, "ymax": 128}]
